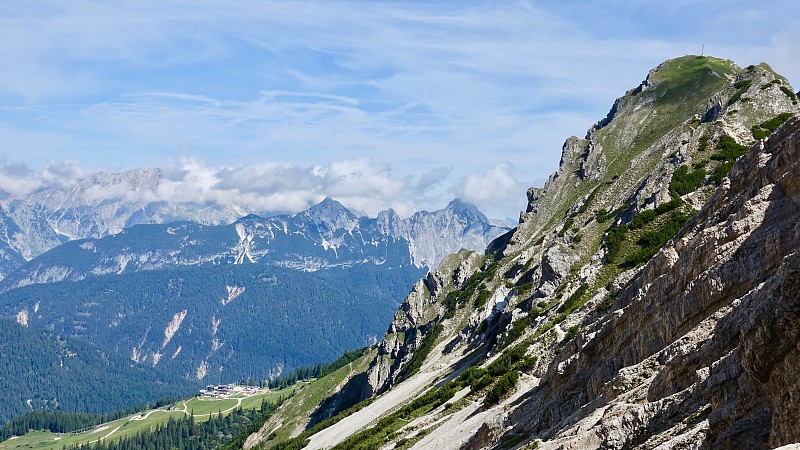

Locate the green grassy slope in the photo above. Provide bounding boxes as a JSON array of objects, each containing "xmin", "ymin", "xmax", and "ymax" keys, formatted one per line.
[{"xmin": 0, "ymin": 388, "xmax": 291, "ymax": 450}]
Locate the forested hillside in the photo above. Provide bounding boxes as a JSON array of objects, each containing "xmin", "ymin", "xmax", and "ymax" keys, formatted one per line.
[
  {"xmin": 0, "ymin": 320, "xmax": 195, "ymax": 425},
  {"xmin": 0, "ymin": 263, "xmax": 425, "ymax": 385}
]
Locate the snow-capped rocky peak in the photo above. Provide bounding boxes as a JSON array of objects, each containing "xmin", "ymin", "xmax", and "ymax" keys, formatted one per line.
[
  {"xmin": 302, "ymin": 197, "xmax": 360, "ymax": 232},
  {"xmin": 88, "ymin": 167, "xmax": 162, "ymax": 193},
  {"xmin": 444, "ymin": 198, "xmax": 488, "ymax": 223}
]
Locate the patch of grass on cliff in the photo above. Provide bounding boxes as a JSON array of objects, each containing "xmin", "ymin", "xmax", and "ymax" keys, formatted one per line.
[
  {"xmin": 558, "ymin": 215, "xmax": 576, "ymax": 237},
  {"xmin": 443, "ymin": 260, "xmax": 500, "ymax": 318},
  {"xmin": 597, "ymin": 288, "xmax": 617, "ymax": 311},
  {"xmin": 564, "ymin": 325, "xmax": 580, "ymax": 341},
  {"xmin": 595, "ymin": 202, "xmax": 631, "ymax": 223},
  {"xmin": 474, "ymin": 288, "xmax": 492, "ymax": 309},
  {"xmin": 456, "ymin": 366, "xmax": 494, "ymax": 392},
  {"xmin": 557, "ymin": 283, "xmax": 590, "ymax": 315},
  {"xmin": 497, "ymin": 313, "xmax": 534, "ymax": 350},
  {"xmin": 711, "ymin": 135, "xmax": 748, "ymax": 161},
  {"xmin": 780, "ymin": 86, "xmax": 799, "ymax": 104},
  {"xmin": 483, "ymin": 371, "xmax": 519, "ymax": 407},
  {"xmin": 442, "ymin": 290, "xmax": 462, "ymax": 318},
  {"xmin": 497, "ymin": 295, "xmax": 565, "ymax": 350},
  {"xmin": 709, "ymin": 135, "xmax": 749, "ymax": 183},
  {"xmin": 453, "ymin": 343, "xmax": 535, "ymax": 408},
  {"xmin": 604, "ymin": 199, "xmax": 688, "ymax": 269},
  {"xmin": 751, "ymin": 112, "xmax": 793, "ymax": 140},
  {"xmin": 578, "ymin": 187, "xmax": 601, "ymax": 214},
  {"xmin": 669, "ymin": 165, "xmax": 706, "ymax": 197},
  {"xmin": 729, "ymin": 79, "xmax": 752, "ymax": 104},
  {"xmin": 592, "ymin": 200, "xmax": 685, "ymax": 313},
  {"xmin": 622, "ymin": 210, "xmax": 694, "ymax": 268},
  {"xmin": 697, "ymin": 135, "xmax": 710, "ymax": 152}
]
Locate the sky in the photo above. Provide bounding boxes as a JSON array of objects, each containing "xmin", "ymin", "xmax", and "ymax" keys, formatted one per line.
[{"xmin": 0, "ymin": 1, "xmax": 798, "ymax": 219}]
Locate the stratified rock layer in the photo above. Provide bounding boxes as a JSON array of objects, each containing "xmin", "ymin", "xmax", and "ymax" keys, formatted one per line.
[
  {"xmin": 510, "ymin": 117, "xmax": 800, "ymax": 449},
  {"xmin": 247, "ymin": 56, "xmax": 800, "ymax": 450}
]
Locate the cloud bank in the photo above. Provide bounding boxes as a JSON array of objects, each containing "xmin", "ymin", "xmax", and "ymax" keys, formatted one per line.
[{"xmin": 0, "ymin": 158, "xmax": 526, "ymax": 219}]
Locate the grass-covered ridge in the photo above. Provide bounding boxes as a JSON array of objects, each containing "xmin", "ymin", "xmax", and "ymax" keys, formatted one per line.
[
  {"xmin": 598, "ymin": 57, "xmax": 736, "ymax": 181},
  {"xmin": 255, "ymin": 347, "xmax": 376, "ymax": 449}
]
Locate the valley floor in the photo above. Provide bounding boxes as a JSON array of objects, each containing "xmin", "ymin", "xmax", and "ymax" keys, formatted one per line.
[{"xmin": 0, "ymin": 386, "xmax": 293, "ymax": 450}]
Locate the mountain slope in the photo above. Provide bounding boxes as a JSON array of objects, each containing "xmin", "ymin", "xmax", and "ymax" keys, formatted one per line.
[
  {"xmin": 247, "ymin": 56, "xmax": 800, "ymax": 449},
  {"xmin": 0, "ymin": 262, "xmax": 426, "ymax": 385},
  {"xmin": 508, "ymin": 115, "xmax": 800, "ymax": 448}
]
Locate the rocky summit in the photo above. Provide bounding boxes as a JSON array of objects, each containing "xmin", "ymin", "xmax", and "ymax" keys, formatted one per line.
[{"xmin": 246, "ymin": 56, "xmax": 800, "ymax": 449}]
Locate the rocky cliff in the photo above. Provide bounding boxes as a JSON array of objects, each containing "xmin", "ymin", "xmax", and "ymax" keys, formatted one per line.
[
  {"xmin": 508, "ymin": 114, "xmax": 800, "ymax": 449},
  {"xmin": 248, "ymin": 56, "xmax": 800, "ymax": 450}
]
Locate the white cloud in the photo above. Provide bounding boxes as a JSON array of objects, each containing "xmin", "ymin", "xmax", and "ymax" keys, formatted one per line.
[
  {"xmin": 0, "ymin": 162, "xmax": 43, "ymax": 196},
  {"xmin": 0, "ymin": 157, "xmax": 534, "ymax": 220},
  {"xmin": 452, "ymin": 162, "xmax": 526, "ymax": 219}
]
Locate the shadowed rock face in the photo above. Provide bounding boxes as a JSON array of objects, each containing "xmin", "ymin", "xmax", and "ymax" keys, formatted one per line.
[{"xmin": 509, "ymin": 117, "xmax": 800, "ymax": 449}]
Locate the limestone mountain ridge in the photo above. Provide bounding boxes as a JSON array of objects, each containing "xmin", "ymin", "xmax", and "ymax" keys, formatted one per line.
[
  {"xmin": 0, "ymin": 168, "xmax": 508, "ymax": 281},
  {"xmin": 246, "ymin": 56, "xmax": 800, "ymax": 450},
  {"xmin": 0, "ymin": 197, "xmax": 508, "ymax": 291}
]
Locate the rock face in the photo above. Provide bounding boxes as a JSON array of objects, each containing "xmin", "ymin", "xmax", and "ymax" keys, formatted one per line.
[
  {"xmin": 249, "ymin": 57, "xmax": 800, "ymax": 450},
  {"xmin": 511, "ymin": 116, "xmax": 800, "ymax": 449},
  {"xmin": 363, "ymin": 250, "xmax": 484, "ymax": 396}
]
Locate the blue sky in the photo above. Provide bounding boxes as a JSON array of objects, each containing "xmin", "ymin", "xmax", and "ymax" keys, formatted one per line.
[{"xmin": 0, "ymin": 0, "xmax": 798, "ymax": 218}]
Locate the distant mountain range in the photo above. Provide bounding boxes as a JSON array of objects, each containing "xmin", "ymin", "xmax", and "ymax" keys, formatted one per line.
[
  {"xmin": 0, "ymin": 196, "xmax": 508, "ymax": 291},
  {"xmin": 0, "ymin": 168, "xmax": 248, "ymax": 280},
  {"xmin": 0, "ymin": 168, "xmax": 509, "ymax": 281},
  {"xmin": 0, "ymin": 193, "xmax": 509, "ymax": 402}
]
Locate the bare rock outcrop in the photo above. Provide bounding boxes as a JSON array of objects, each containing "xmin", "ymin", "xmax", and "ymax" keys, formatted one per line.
[
  {"xmin": 509, "ymin": 117, "xmax": 800, "ymax": 449},
  {"xmin": 363, "ymin": 250, "xmax": 483, "ymax": 397},
  {"xmin": 246, "ymin": 57, "xmax": 800, "ymax": 450}
]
